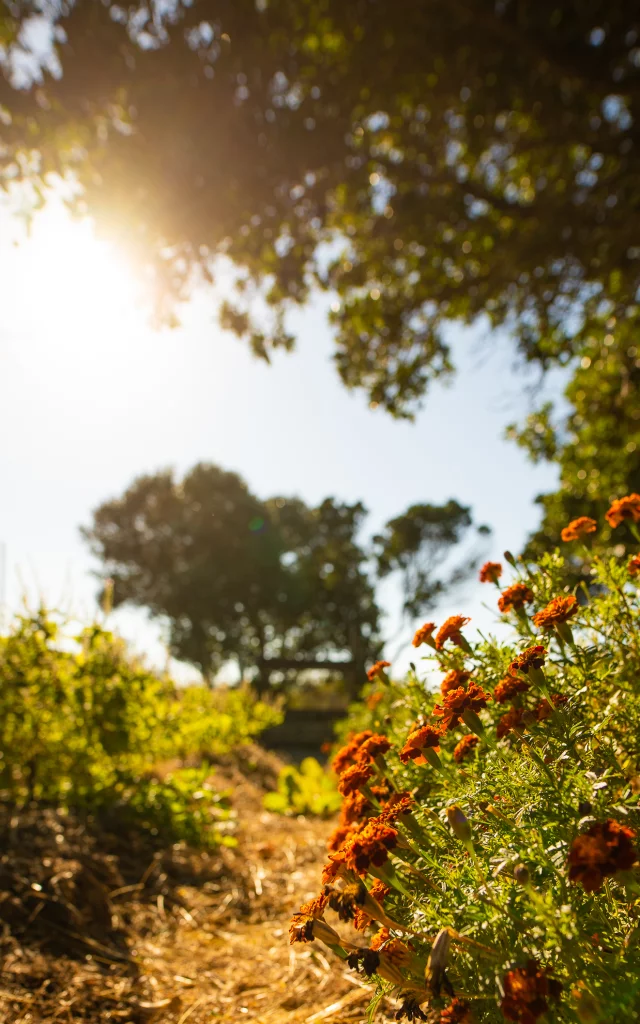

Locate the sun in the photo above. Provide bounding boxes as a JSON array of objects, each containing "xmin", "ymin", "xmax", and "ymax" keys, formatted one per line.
[{"xmin": 6, "ymin": 198, "xmax": 143, "ymax": 344}]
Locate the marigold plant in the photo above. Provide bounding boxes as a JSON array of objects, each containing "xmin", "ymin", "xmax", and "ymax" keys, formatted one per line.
[{"xmin": 291, "ymin": 516, "xmax": 640, "ymax": 1022}]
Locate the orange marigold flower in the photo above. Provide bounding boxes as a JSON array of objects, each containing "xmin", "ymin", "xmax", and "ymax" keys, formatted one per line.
[
  {"xmin": 561, "ymin": 516, "xmax": 597, "ymax": 542},
  {"xmin": 532, "ymin": 594, "xmax": 578, "ymax": 630},
  {"xmin": 479, "ymin": 561, "xmax": 502, "ymax": 584},
  {"xmin": 399, "ymin": 724, "xmax": 442, "ymax": 763},
  {"xmin": 358, "ymin": 734, "xmax": 391, "ymax": 762},
  {"xmin": 501, "ymin": 960, "xmax": 562, "ymax": 1024},
  {"xmin": 441, "ymin": 668, "xmax": 470, "ymax": 695},
  {"xmin": 289, "ymin": 891, "xmax": 331, "ymax": 944},
  {"xmin": 331, "ymin": 731, "xmax": 374, "ymax": 774},
  {"xmin": 343, "ymin": 817, "xmax": 398, "ymax": 875},
  {"xmin": 327, "ymin": 822, "xmax": 358, "ymax": 853},
  {"xmin": 606, "ymin": 493, "xmax": 640, "ymax": 528},
  {"xmin": 494, "ymin": 675, "xmax": 530, "ymax": 704},
  {"xmin": 341, "ymin": 790, "xmax": 371, "ymax": 824},
  {"xmin": 367, "ymin": 691, "xmax": 384, "ymax": 709},
  {"xmin": 413, "ymin": 621, "xmax": 436, "ymax": 647},
  {"xmin": 509, "ymin": 645, "xmax": 547, "ymax": 677},
  {"xmin": 338, "ymin": 761, "xmax": 374, "ymax": 796},
  {"xmin": 568, "ymin": 819, "xmax": 637, "ymax": 892},
  {"xmin": 367, "ymin": 660, "xmax": 391, "ymax": 682},
  {"xmin": 498, "ymin": 583, "xmax": 534, "ymax": 614},
  {"xmin": 370, "ymin": 927, "xmax": 412, "ymax": 966},
  {"xmin": 299, "ymin": 892, "xmax": 329, "ymax": 918},
  {"xmin": 379, "ymin": 793, "xmax": 414, "ymax": 824},
  {"xmin": 496, "ymin": 706, "xmax": 526, "ymax": 740},
  {"xmin": 453, "ymin": 734, "xmax": 479, "ymax": 763},
  {"xmin": 433, "ymin": 682, "xmax": 491, "ymax": 732},
  {"xmin": 369, "ymin": 879, "xmax": 391, "ymax": 903},
  {"xmin": 440, "ymin": 999, "xmax": 472, "ymax": 1024},
  {"xmin": 321, "ymin": 849, "xmax": 347, "ymax": 884},
  {"xmin": 628, "ymin": 554, "xmax": 640, "ymax": 576},
  {"xmin": 535, "ymin": 694, "xmax": 568, "ymax": 722},
  {"xmin": 435, "ymin": 615, "xmax": 471, "ymax": 651}
]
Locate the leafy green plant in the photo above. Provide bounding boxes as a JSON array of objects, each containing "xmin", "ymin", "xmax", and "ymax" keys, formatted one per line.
[
  {"xmin": 0, "ymin": 611, "xmax": 282, "ymax": 846},
  {"xmin": 290, "ymin": 499, "xmax": 640, "ymax": 1022},
  {"xmin": 264, "ymin": 758, "xmax": 342, "ymax": 817}
]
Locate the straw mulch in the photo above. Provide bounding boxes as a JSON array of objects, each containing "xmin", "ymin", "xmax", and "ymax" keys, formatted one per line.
[{"xmin": 0, "ymin": 749, "xmax": 393, "ymax": 1024}]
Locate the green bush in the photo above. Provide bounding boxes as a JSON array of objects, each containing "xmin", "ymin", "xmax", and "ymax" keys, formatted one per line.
[
  {"xmin": 0, "ymin": 611, "xmax": 282, "ymax": 845},
  {"xmin": 290, "ymin": 505, "xmax": 640, "ymax": 1023},
  {"xmin": 264, "ymin": 757, "xmax": 342, "ymax": 817}
]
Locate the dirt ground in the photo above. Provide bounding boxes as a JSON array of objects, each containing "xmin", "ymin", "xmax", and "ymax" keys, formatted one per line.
[{"xmin": 0, "ymin": 750, "xmax": 392, "ymax": 1024}]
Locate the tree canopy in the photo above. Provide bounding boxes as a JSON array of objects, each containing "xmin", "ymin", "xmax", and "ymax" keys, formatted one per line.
[
  {"xmin": 82, "ymin": 463, "xmax": 484, "ymax": 689},
  {"xmin": 3, "ymin": 0, "xmax": 639, "ymax": 546}
]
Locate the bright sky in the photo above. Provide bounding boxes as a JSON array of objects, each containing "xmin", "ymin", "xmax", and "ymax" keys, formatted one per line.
[{"xmin": 0, "ymin": 196, "xmax": 561, "ymax": 680}]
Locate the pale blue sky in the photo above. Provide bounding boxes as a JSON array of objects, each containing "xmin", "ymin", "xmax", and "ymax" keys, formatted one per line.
[{"xmin": 0, "ymin": 199, "xmax": 560, "ymax": 679}]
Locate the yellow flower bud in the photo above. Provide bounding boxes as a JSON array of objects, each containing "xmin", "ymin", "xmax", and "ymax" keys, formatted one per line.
[{"xmin": 447, "ymin": 805, "xmax": 472, "ymax": 844}]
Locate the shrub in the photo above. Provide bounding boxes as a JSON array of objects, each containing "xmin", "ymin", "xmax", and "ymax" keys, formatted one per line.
[
  {"xmin": 0, "ymin": 611, "xmax": 282, "ymax": 845},
  {"xmin": 264, "ymin": 757, "xmax": 342, "ymax": 817},
  {"xmin": 290, "ymin": 503, "xmax": 640, "ymax": 1022}
]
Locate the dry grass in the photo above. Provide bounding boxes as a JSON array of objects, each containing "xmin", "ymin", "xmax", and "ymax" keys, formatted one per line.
[{"xmin": 0, "ymin": 750, "xmax": 393, "ymax": 1024}]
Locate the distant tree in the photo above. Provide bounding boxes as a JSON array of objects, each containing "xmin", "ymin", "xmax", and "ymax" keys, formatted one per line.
[{"xmin": 83, "ymin": 463, "xmax": 484, "ymax": 690}]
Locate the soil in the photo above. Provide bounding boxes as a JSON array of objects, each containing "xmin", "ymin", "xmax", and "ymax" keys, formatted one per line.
[{"xmin": 0, "ymin": 747, "xmax": 392, "ymax": 1024}]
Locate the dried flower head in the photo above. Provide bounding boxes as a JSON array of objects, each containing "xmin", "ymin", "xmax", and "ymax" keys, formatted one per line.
[
  {"xmin": 367, "ymin": 660, "xmax": 391, "ymax": 682},
  {"xmin": 498, "ymin": 584, "xmax": 534, "ymax": 614},
  {"xmin": 568, "ymin": 818, "xmax": 637, "ymax": 891},
  {"xmin": 331, "ymin": 731, "xmax": 374, "ymax": 774},
  {"xmin": 479, "ymin": 561, "xmax": 503, "ymax": 584},
  {"xmin": 440, "ymin": 999, "xmax": 472, "ymax": 1024},
  {"xmin": 413, "ymin": 622, "xmax": 436, "ymax": 647},
  {"xmin": 358, "ymin": 734, "xmax": 392, "ymax": 762},
  {"xmin": 399, "ymin": 724, "xmax": 442, "ymax": 763},
  {"xmin": 343, "ymin": 817, "xmax": 398, "ymax": 875},
  {"xmin": 496, "ymin": 706, "xmax": 526, "ymax": 740},
  {"xmin": 561, "ymin": 517, "xmax": 597, "ymax": 542},
  {"xmin": 606, "ymin": 493, "xmax": 640, "ymax": 528},
  {"xmin": 509, "ymin": 645, "xmax": 547, "ymax": 677},
  {"xmin": 395, "ymin": 996, "xmax": 429, "ymax": 1022},
  {"xmin": 628, "ymin": 554, "xmax": 640, "ymax": 576},
  {"xmin": 338, "ymin": 761, "xmax": 374, "ymax": 796},
  {"xmin": 453, "ymin": 733, "xmax": 479, "ymax": 763},
  {"xmin": 494, "ymin": 676, "xmax": 530, "ymax": 704},
  {"xmin": 346, "ymin": 947, "xmax": 381, "ymax": 977},
  {"xmin": 532, "ymin": 594, "xmax": 578, "ymax": 630},
  {"xmin": 323, "ymin": 881, "xmax": 367, "ymax": 922},
  {"xmin": 501, "ymin": 960, "xmax": 562, "ymax": 1024},
  {"xmin": 433, "ymin": 683, "xmax": 491, "ymax": 732},
  {"xmin": 435, "ymin": 615, "xmax": 471, "ymax": 651},
  {"xmin": 441, "ymin": 668, "xmax": 470, "ymax": 695}
]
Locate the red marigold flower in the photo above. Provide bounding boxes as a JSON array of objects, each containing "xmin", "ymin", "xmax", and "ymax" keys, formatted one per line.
[
  {"xmin": 532, "ymin": 595, "xmax": 578, "ymax": 630},
  {"xmin": 441, "ymin": 668, "xmax": 470, "ymax": 695},
  {"xmin": 535, "ymin": 694, "xmax": 568, "ymax": 722},
  {"xmin": 494, "ymin": 675, "xmax": 530, "ymax": 704},
  {"xmin": 399, "ymin": 724, "xmax": 442, "ymax": 763},
  {"xmin": 433, "ymin": 682, "xmax": 491, "ymax": 732},
  {"xmin": 453, "ymin": 734, "xmax": 479, "ymax": 763},
  {"xmin": 370, "ymin": 927, "xmax": 413, "ymax": 966},
  {"xmin": 358, "ymin": 734, "xmax": 391, "ymax": 762},
  {"xmin": 479, "ymin": 561, "xmax": 503, "ymax": 584},
  {"xmin": 367, "ymin": 660, "xmax": 391, "ymax": 682},
  {"xmin": 343, "ymin": 817, "xmax": 398, "ymax": 875},
  {"xmin": 331, "ymin": 731, "xmax": 374, "ymax": 774},
  {"xmin": 606, "ymin": 493, "xmax": 640, "ymax": 528},
  {"xmin": 435, "ymin": 615, "xmax": 471, "ymax": 651},
  {"xmin": 628, "ymin": 554, "xmax": 640, "ymax": 576},
  {"xmin": 509, "ymin": 645, "xmax": 547, "ymax": 677},
  {"xmin": 561, "ymin": 516, "xmax": 597, "ymax": 542},
  {"xmin": 341, "ymin": 790, "xmax": 371, "ymax": 824},
  {"xmin": 379, "ymin": 792, "xmax": 414, "ymax": 824},
  {"xmin": 496, "ymin": 706, "xmax": 526, "ymax": 740},
  {"xmin": 498, "ymin": 584, "xmax": 534, "ymax": 614},
  {"xmin": 338, "ymin": 761, "xmax": 374, "ymax": 796},
  {"xmin": 568, "ymin": 819, "xmax": 637, "ymax": 892},
  {"xmin": 413, "ymin": 621, "xmax": 436, "ymax": 647},
  {"xmin": 501, "ymin": 960, "xmax": 562, "ymax": 1024},
  {"xmin": 327, "ymin": 822, "xmax": 358, "ymax": 853},
  {"xmin": 440, "ymin": 999, "xmax": 472, "ymax": 1024}
]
